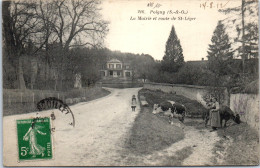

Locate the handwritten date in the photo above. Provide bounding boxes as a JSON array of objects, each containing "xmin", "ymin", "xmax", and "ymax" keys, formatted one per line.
[{"xmin": 200, "ymin": 0, "xmax": 230, "ymax": 9}]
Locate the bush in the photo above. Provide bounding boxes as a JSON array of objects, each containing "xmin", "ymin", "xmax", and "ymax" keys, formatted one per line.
[{"xmin": 243, "ymin": 79, "xmax": 259, "ymax": 94}]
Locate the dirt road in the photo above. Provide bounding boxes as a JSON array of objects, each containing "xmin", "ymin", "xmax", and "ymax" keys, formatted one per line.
[
  {"xmin": 3, "ymin": 87, "xmax": 141, "ymax": 166},
  {"xmin": 141, "ymin": 124, "xmax": 221, "ymax": 166},
  {"xmin": 3, "ymin": 87, "xmax": 223, "ymax": 166},
  {"xmin": 121, "ymin": 119, "xmax": 221, "ymax": 166}
]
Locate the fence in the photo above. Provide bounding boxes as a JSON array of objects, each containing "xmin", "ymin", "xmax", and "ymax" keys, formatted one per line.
[
  {"xmin": 230, "ymin": 94, "xmax": 259, "ymax": 131},
  {"xmin": 3, "ymin": 86, "xmax": 103, "ymax": 116},
  {"xmin": 3, "ymin": 89, "xmax": 65, "ymax": 105}
]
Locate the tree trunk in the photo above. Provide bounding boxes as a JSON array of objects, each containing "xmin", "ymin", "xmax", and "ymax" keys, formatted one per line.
[
  {"xmin": 45, "ymin": 28, "xmax": 50, "ymax": 89},
  {"xmin": 30, "ymin": 58, "xmax": 38, "ymax": 90},
  {"xmin": 3, "ymin": 1, "xmax": 27, "ymax": 90},
  {"xmin": 18, "ymin": 57, "xmax": 26, "ymax": 90},
  {"xmin": 241, "ymin": 0, "xmax": 245, "ymax": 74},
  {"xmin": 55, "ymin": 79, "xmax": 58, "ymax": 91}
]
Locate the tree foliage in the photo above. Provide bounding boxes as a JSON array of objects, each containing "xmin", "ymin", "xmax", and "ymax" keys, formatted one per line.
[
  {"xmin": 161, "ymin": 25, "xmax": 184, "ymax": 73},
  {"xmin": 219, "ymin": 0, "xmax": 258, "ymax": 59},
  {"xmin": 2, "ymin": 0, "xmax": 109, "ymax": 90},
  {"xmin": 207, "ymin": 21, "xmax": 234, "ymax": 76}
]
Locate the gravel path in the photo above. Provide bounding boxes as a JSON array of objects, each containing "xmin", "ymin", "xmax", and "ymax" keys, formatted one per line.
[
  {"xmin": 145, "ymin": 126, "xmax": 220, "ymax": 166},
  {"xmin": 182, "ymin": 126, "xmax": 220, "ymax": 166},
  {"xmin": 3, "ymin": 87, "xmax": 141, "ymax": 166},
  {"xmin": 121, "ymin": 121, "xmax": 220, "ymax": 166}
]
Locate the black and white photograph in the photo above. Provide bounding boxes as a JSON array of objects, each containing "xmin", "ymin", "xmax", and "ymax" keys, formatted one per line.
[{"xmin": 2, "ymin": 0, "xmax": 259, "ymax": 166}]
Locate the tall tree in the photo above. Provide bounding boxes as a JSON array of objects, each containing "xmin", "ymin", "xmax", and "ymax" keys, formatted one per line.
[
  {"xmin": 2, "ymin": 1, "xmax": 40, "ymax": 89},
  {"xmin": 2, "ymin": 0, "xmax": 109, "ymax": 90},
  {"xmin": 207, "ymin": 21, "xmax": 234, "ymax": 76},
  {"xmin": 219, "ymin": 0, "xmax": 258, "ymax": 72},
  {"xmin": 47, "ymin": 0, "xmax": 109, "ymax": 90},
  {"xmin": 34, "ymin": 1, "xmax": 58, "ymax": 88},
  {"xmin": 161, "ymin": 25, "xmax": 184, "ymax": 73}
]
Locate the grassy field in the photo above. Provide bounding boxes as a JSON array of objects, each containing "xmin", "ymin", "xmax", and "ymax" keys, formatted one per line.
[{"xmin": 3, "ymin": 88, "xmax": 110, "ymax": 116}]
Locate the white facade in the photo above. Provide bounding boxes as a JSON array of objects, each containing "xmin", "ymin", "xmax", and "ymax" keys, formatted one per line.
[{"xmin": 100, "ymin": 59, "xmax": 132, "ymax": 78}]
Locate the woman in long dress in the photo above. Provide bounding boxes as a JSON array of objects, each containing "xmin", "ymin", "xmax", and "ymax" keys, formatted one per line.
[
  {"xmin": 23, "ymin": 121, "xmax": 46, "ymax": 157},
  {"xmin": 209, "ymin": 97, "xmax": 221, "ymax": 131}
]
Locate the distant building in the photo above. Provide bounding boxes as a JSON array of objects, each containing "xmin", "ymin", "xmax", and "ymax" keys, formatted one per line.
[
  {"xmin": 100, "ymin": 59, "xmax": 132, "ymax": 78},
  {"xmin": 186, "ymin": 58, "xmax": 208, "ymax": 68}
]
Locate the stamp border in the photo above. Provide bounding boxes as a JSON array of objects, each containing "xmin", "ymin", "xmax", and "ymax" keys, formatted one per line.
[{"xmin": 15, "ymin": 116, "xmax": 55, "ymax": 162}]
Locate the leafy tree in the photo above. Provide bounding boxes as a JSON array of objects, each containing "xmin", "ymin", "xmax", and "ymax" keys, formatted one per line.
[
  {"xmin": 161, "ymin": 25, "xmax": 184, "ymax": 73},
  {"xmin": 207, "ymin": 21, "xmax": 234, "ymax": 76},
  {"xmin": 243, "ymin": 23, "xmax": 258, "ymax": 59},
  {"xmin": 219, "ymin": 0, "xmax": 259, "ymax": 71},
  {"xmin": 132, "ymin": 54, "xmax": 155, "ymax": 82}
]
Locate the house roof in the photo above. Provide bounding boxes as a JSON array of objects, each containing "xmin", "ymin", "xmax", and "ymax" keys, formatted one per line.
[
  {"xmin": 107, "ymin": 59, "xmax": 121, "ymax": 63},
  {"xmin": 186, "ymin": 60, "xmax": 208, "ymax": 66}
]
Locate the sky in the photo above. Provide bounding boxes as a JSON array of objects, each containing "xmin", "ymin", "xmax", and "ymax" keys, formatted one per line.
[{"xmin": 101, "ymin": 0, "xmax": 241, "ymax": 61}]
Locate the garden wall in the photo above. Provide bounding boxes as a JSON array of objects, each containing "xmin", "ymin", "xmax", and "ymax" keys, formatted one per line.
[
  {"xmin": 143, "ymin": 82, "xmax": 229, "ymax": 107},
  {"xmin": 230, "ymin": 94, "xmax": 259, "ymax": 131},
  {"xmin": 100, "ymin": 82, "xmax": 143, "ymax": 88},
  {"xmin": 144, "ymin": 82, "xmax": 259, "ymax": 131}
]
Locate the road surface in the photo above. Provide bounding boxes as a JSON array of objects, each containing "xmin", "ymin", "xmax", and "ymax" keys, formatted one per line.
[
  {"xmin": 3, "ymin": 87, "xmax": 222, "ymax": 166},
  {"xmin": 3, "ymin": 87, "xmax": 141, "ymax": 166}
]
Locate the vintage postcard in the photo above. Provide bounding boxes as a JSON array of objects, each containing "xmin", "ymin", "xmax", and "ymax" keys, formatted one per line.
[{"xmin": 2, "ymin": 0, "xmax": 259, "ymax": 166}]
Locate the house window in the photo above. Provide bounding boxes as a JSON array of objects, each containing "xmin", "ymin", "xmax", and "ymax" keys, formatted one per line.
[
  {"xmin": 109, "ymin": 71, "xmax": 113, "ymax": 76},
  {"xmin": 109, "ymin": 64, "xmax": 114, "ymax": 69},
  {"xmin": 117, "ymin": 71, "xmax": 121, "ymax": 76},
  {"xmin": 116, "ymin": 64, "xmax": 121, "ymax": 69},
  {"xmin": 125, "ymin": 72, "xmax": 130, "ymax": 77},
  {"xmin": 125, "ymin": 65, "xmax": 130, "ymax": 69}
]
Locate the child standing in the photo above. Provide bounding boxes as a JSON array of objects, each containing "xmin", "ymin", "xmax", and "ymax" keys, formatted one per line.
[{"xmin": 131, "ymin": 95, "xmax": 137, "ymax": 112}]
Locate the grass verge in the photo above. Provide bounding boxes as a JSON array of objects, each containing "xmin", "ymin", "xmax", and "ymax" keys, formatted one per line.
[
  {"xmin": 124, "ymin": 107, "xmax": 185, "ymax": 155},
  {"xmin": 213, "ymin": 122, "xmax": 259, "ymax": 165},
  {"xmin": 124, "ymin": 88, "xmax": 187, "ymax": 156}
]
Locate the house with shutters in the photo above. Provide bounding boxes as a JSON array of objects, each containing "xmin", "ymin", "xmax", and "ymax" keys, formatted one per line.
[{"xmin": 100, "ymin": 59, "xmax": 132, "ymax": 79}]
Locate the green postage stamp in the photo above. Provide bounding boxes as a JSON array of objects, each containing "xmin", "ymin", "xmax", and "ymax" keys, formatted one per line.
[{"xmin": 16, "ymin": 117, "xmax": 53, "ymax": 161}]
